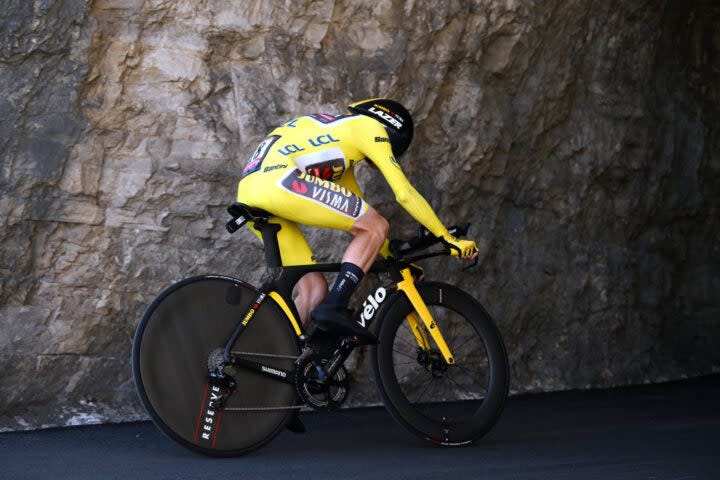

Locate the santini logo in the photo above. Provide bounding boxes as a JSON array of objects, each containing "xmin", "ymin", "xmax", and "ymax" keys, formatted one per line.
[{"xmin": 261, "ymin": 365, "xmax": 287, "ymax": 378}]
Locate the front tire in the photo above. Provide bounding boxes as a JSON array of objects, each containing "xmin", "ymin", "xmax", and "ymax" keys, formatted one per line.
[{"xmin": 371, "ymin": 282, "xmax": 509, "ymax": 446}]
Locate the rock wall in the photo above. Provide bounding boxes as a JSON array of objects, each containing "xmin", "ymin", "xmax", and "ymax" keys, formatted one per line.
[{"xmin": 1, "ymin": 0, "xmax": 718, "ymax": 430}]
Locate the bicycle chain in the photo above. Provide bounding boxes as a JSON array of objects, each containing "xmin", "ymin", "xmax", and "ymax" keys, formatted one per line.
[
  {"xmin": 223, "ymin": 405, "xmax": 304, "ymax": 412},
  {"xmin": 230, "ymin": 351, "xmax": 300, "ymax": 360},
  {"xmin": 219, "ymin": 351, "xmax": 303, "ymax": 412}
]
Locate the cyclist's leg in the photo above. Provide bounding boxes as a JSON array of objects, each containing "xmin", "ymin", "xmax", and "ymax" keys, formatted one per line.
[
  {"xmin": 343, "ymin": 206, "xmax": 389, "ymax": 271},
  {"xmin": 247, "ymin": 217, "xmax": 327, "ymax": 325},
  {"xmin": 310, "ymin": 205, "xmax": 386, "ymax": 342},
  {"xmin": 255, "ymin": 169, "xmax": 388, "ymax": 272},
  {"xmin": 294, "ymin": 273, "xmax": 327, "ymax": 325},
  {"xmin": 238, "ymin": 169, "xmax": 385, "ymax": 340},
  {"xmin": 246, "ymin": 216, "xmax": 315, "ymax": 266},
  {"xmin": 272, "ymin": 170, "xmax": 385, "ymax": 339},
  {"xmin": 334, "ymin": 170, "xmax": 389, "ymax": 269}
]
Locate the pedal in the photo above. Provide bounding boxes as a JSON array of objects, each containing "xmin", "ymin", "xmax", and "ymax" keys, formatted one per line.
[
  {"xmin": 305, "ymin": 323, "xmax": 343, "ymax": 358},
  {"xmin": 285, "ymin": 413, "xmax": 306, "ymax": 434}
]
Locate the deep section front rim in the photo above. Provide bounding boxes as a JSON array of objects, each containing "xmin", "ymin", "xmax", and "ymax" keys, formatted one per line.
[{"xmin": 371, "ymin": 282, "xmax": 509, "ymax": 446}]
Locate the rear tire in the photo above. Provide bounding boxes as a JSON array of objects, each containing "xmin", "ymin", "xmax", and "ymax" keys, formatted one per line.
[
  {"xmin": 132, "ymin": 275, "xmax": 300, "ymax": 456},
  {"xmin": 371, "ymin": 282, "xmax": 509, "ymax": 446}
]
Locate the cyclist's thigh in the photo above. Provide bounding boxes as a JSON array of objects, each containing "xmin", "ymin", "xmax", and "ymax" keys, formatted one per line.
[
  {"xmin": 240, "ymin": 168, "xmax": 369, "ymax": 231},
  {"xmin": 248, "ymin": 217, "xmax": 315, "ymax": 266}
]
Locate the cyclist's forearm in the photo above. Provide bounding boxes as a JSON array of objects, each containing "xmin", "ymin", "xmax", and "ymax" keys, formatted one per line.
[
  {"xmin": 394, "ymin": 185, "xmax": 450, "ymax": 239},
  {"xmin": 364, "ymin": 140, "xmax": 450, "ymax": 239}
]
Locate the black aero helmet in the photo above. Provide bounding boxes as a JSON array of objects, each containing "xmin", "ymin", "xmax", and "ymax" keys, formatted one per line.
[{"xmin": 348, "ymin": 98, "xmax": 414, "ymax": 158}]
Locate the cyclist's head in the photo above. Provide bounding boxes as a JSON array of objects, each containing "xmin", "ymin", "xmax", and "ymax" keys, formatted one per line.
[{"xmin": 348, "ymin": 98, "xmax": 414, "ymax": 158}]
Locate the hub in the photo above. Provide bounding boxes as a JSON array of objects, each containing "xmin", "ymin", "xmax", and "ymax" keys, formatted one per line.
[{"xmin": 417, "ymin": 348, "xmax": 449, "ymax": 377}]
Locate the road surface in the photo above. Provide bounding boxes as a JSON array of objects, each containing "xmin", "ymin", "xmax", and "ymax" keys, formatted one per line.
[{"xmin": 1, "ymin": 375, "xmax": 718, "ymax": 479}]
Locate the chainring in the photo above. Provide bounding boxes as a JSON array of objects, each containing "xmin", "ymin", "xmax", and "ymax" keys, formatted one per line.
[{"xmin": 295, "ymin": 354, "xmax": 349, "ymax": 411}]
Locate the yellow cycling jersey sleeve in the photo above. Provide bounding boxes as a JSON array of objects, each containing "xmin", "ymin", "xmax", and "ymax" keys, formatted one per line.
[{"xmin": 354, "ymin": 117, "xmax": 451, "ymax": 239}]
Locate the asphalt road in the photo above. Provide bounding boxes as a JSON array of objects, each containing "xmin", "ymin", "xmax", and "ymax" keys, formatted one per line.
[{"xmin": 2, "ymin": 376, "xmax": 718, "ymax": 480}]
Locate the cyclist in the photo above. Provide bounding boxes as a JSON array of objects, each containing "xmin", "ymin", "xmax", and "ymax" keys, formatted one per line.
[{"xmin": 236, "ymin": 98, "xmax": 478, "ymax": 344}]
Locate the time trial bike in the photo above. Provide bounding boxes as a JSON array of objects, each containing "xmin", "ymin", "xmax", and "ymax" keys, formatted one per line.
[{"xmin": 132, "ymin": 202, "xmax": 509, "ymax": 456}]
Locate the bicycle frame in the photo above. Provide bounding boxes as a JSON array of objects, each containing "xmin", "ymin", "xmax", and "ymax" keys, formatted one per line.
[
  {"xmin": 133, "ymin": 204, "xmax": 504, "ymax": 454},
  {"xmin": 218, "ymin": 214, "xmax": 457, "ymax": 384}
]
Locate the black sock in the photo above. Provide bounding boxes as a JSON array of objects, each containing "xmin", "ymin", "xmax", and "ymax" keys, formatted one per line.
[{"xmin": 325, "ymin": 262, "xmax": 364, "ymax": 309}]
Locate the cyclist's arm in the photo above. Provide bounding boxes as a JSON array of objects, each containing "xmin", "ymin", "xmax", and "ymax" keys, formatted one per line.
[
  {"xmin": 339, "ymin": 160, "xmax": 398, "ymax": 258},
  {"xmin": 354, "ymin": 120, "xmax": 478, "ymax": 258},
  {"xmin": 381, "ymin": 166, "xmax": 449, "ymax": 238},
  {"xmin": 355, "ymin": 124, "xmax": 450, "ymax": 239},
  {"xmin": 376, "ymin": 161, "xmax": 477, "ymax": 258}
]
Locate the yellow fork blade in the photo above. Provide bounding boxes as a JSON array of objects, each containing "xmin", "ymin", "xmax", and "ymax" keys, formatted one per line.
[
  {"xmin": 397, "ymin": 269, "xmax": 455, "ymax": 364},
  {"xmin": 405, "ymin": 311, "xmax": 431, "ymax": 350}
]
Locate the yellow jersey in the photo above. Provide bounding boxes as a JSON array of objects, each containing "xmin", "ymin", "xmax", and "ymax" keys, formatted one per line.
[{"xmin": 238, "ymin": 113, "xmax": 450, "ymax": 239}]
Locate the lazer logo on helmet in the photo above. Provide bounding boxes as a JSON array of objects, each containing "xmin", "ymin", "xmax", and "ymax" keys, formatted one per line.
[
  {"xmin": 358, "ymin": 286, "xmax": 387, "ymax": 327},
  {"xmin": 368, "ymin": 107, "xmax": 403, "ymax": 130}
]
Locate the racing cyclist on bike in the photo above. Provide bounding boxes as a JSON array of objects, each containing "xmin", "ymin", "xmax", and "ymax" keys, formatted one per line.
[{"xmin": 236, "ymin": 98, "xmax": 478, "ymax": 345}]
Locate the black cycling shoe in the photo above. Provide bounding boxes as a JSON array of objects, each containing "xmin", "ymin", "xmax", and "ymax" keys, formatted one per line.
[
  {"xmin": 311, "ymin": 304, "xmax": 378, "ymax": 345},
  {"xmin": 285, "ymin": 412, "xmax": 306, "ymax": 434}
]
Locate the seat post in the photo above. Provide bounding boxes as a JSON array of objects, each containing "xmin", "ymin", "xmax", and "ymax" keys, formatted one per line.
[{"xmin": 253, "ymin": 219, "xmax": 283, "ymax": 268}]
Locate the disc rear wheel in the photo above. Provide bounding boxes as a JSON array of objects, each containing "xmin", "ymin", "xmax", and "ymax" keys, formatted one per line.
[{"xmin": 132, "ymin": 275, "xmax": 300, "ymax": 456}]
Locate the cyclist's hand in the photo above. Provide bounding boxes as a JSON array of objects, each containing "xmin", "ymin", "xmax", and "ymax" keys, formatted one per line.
[{"xmin": 442, "ymin": 235, "xmax": 479, "ymax": 259}]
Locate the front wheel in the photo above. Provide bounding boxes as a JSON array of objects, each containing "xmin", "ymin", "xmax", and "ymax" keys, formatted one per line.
[{"xmin": 371, "ymin": 282, "xmax": 509, "ymax": 446}]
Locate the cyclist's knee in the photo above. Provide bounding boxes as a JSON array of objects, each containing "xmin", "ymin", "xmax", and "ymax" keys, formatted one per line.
[
  {"xmin": 376, "ymin": 213, "xmax": 390, "ymax": 239},
  {"xmin": 353, "ymin": 207, "xmax": 389, "ymax": 242}
]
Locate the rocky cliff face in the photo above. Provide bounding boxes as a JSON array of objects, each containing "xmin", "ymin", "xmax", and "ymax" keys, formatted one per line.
[{"xmin": 1, "ymin": 0, "xmax": 718, "ymax": 430}]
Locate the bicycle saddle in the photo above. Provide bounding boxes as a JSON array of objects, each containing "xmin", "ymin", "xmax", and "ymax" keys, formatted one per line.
[
  {"xmin": 228, "ymin": 202, "xmax": 271, "ymax": 219},
  {"xmin": 226, "ymin": 202, "xmax": 272, "ymax": 233}
]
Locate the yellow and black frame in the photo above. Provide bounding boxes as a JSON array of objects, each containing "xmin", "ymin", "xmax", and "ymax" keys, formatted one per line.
[{"xmin": 219, "ymin": 202, "xmax": 468, "ymax": 384}]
